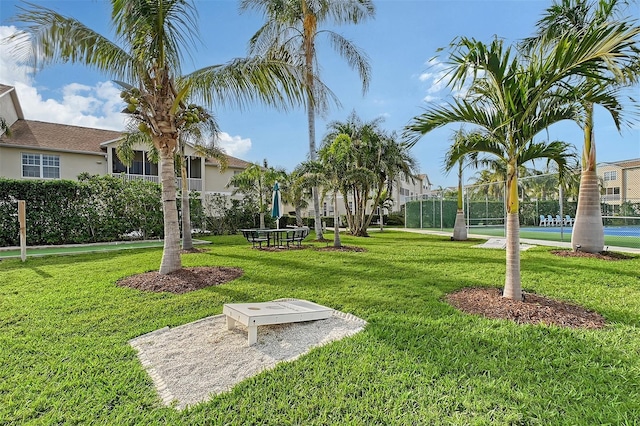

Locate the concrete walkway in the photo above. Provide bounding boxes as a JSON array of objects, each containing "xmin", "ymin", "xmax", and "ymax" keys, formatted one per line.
[{"xmin": 397, "ymin": 227, "xmax": 640, "ymax": 255}]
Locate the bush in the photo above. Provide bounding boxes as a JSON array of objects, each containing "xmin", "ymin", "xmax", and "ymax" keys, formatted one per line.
[{"xmin": 0, "ymin": 176, "xmax": 163, "ymax": 246}]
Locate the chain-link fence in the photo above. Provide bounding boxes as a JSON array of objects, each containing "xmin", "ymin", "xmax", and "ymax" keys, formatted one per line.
[{"xmin": 405, "ymin": 171, "xmax": 639, "ymax": 249}]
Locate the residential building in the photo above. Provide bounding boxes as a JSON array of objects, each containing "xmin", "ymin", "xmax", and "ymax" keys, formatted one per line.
[
  {"xmin": 598, "ymin": 159, "xmax": 640, "ymax": 212},
  {"xmin": 0, "ymin": 84, "xmax": 252, "ymax": 200},
  {"xmin": 303, "ymin": 173, "xmax": 431, "ymax": 220}
]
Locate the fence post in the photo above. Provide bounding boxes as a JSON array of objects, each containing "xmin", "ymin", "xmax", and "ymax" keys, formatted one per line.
[{"xmin": 18, "ymin": 200, "xmax": 26, "ymax": 262}]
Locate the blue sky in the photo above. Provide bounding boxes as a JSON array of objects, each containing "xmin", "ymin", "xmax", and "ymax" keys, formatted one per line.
[{"xmin": 1, "ymin": 0, "xmax": 639, "ymax": 188}]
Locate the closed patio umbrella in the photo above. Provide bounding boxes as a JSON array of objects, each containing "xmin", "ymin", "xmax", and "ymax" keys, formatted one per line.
[{"xmin": 271, "ymin": 181, "xmax": 282, "ymax": 229}]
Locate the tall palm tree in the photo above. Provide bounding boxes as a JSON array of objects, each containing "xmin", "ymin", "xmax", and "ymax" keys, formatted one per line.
[
  {"xmin": 300, "ymin": 133, "xmax": 355, "ymax": 247},
  {"xmin": 444, "ymin": 129, "xmax": 485, "ymax": 241},
  {"xmin": 405, "ymin": 27, "xmax": 634, "ymax": 299},
  {"xmin": 177, "ymin": 111, "xmax": 227, "ymax": 251},
  {"xmin": 522, "ymin": 0, "xmax": 640, "ymax": 253},
  {"xmin": 240, "ymin": 0, "xmax": 375, "ymax": 240},
  {"xmin": 9, "ymin": 0, "xmax": 308, "ymax": 273}
]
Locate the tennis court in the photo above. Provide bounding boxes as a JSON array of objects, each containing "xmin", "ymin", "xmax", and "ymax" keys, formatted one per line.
[{"xmin": 463, "ymin": 224, "xmax": 639, "ymax": 249}]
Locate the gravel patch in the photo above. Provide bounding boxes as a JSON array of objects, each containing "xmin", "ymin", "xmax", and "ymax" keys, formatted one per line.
[{"xmin": 129, "ymin": 303, "xmax": 367, "ymax": 409}]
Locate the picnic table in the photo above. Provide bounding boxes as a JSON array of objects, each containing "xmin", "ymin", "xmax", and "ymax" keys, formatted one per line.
[{"xmin": 241, "ymin": 227, "xmax": 309, "ymax": 248}]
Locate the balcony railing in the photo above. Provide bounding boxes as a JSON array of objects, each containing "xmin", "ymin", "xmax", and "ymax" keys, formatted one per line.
[
  {"xmin": 112, "ymin": 173, "xmax": 159, "ymax": 184},
  {"xmin": 112, "ymin": 173, "xmax": 202, "ymax": 191},
  {"xmin": 176, "ymin": 177, "xmax": 203, "ymax": 192}
]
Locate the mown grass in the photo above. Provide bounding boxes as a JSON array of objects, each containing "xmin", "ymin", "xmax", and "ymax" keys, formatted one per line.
[{"xmin": 1, "ymin": 231, "xmax": 639, "ymax": 425}]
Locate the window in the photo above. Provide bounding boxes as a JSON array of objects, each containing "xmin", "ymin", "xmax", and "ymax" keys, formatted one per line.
[
  {"xmin": 188, "ymin": 157, "xmax": 202, "ymax": 179},
  {"xmin": 22, "ymin": 153, "xmax": 60, "ymax": 179},
  {"xmin": 605, "ymin": 187, "xmax": 620, "ymax": 195},
  {"xmin": 112, "ymin": 148, "xmax": 157, "ymax": 176},
  {"xmin": 604, "ymin": 171, "xmax": 617, "ymax": 181}
]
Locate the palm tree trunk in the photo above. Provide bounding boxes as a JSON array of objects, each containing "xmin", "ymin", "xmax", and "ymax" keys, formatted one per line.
[
  {"xmin": 503, "ymin": 162, "xmax": 521, "ymax": 300},
  {"xmin": 453, "ymin": 167, "xmax": 467, "ymax": 240},
  {"xmin": 333, "ymin": 192, "xmax": 341, "ymax": 247},
  {"xmin": 572, "ymin": 170, "xmax": 604, "ymax": 252},
  {"xmin": 504, "ymin": 212, "xmax": 522, "ymax": 301},
  {"xmin": 181, "ymin": 158, "xmax": 193, "ymax": 250},
  {"xmin": 572, "ymin": 106, "xmax": 604, "ymax": 253},
  {"xmin": 159, "ymin": 147, "xmax": 182, "ymax": 274},
  {"xmin": 453, "ymin": 210, "xmax": 467, "ymax": 241},
  {"xmin": 303, "ymin": 13, "xmax": 323, "ymax": 240},
  {"xmin": 295, "ymin": 206, "xmax": 303, "ymax": 227}
]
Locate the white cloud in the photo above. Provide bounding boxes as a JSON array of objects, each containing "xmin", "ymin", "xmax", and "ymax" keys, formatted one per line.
[
  {"xmin": 215, "ymin": 132, "xmax": 252, "ymax": 158},
  {"xmin": 1, "ymin": 25, "xmax": 126, "ymax": 130},
  {"xmin": 1, "ymin": 25, "xmax": 253, "ymax": 154},
  {"xmin": 0, "ymin": 26, "xmax": 33, "ymax": 86}
]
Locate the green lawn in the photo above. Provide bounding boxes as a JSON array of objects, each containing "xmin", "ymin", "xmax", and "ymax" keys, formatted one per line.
[{"xmin": 1, "ymin": 231, "xmax": 639, "ymax": 425}]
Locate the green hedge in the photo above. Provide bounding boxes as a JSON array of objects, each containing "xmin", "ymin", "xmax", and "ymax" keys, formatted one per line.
[{"xmin": 0, "ymin": 176, "xmax": 164, "ymax": 247}]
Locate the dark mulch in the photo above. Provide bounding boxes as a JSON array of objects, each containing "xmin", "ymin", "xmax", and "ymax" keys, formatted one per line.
[
  {"xmin": 446, "ymin": 287, "xmax": 606, "ymax": 329},
  {"xmin": 181, "ymin": 248, "xmax": 207, "ymax": 254},
  {"xmin": 116, "ymin": 266, "xmax": 243, "ymax": 294},
  {"xmin": 551, "ymin": 250, "xmax": 635, "ymax": 260},
  {"xmin": 256, "ymin": 245, "xmax": 311, "ymax": 252},
  {"xmin": 315, "ymin": 245, "xmax": 366, "ymax": 252}
]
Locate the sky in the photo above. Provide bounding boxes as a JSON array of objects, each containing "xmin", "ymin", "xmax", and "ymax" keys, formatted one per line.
[{"xmin": 1, "ymin": 0, "xmax": 639, "ymax": 188}]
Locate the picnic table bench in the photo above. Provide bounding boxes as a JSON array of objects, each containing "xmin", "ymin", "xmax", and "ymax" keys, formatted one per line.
[{"xmin": 241, "ymin": 227, "xmax": 309, "ymax": 248}]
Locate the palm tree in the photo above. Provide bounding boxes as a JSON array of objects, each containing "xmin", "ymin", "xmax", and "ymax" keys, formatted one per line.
[
  {"xmin": 323, "ymin": 112, "xmax": 417, "ymax": 236},
  {"xmin": 177, "ymin": 114, "xmax": 227, "ymax": 251},
  {"xmin": 228, "ymin": 160, "xmax": 286, "ymax": 229},
  {"xmin": 279, "ymin": 166, "xmax": 310, "ymax": 227},
  {"xmin": 300, "ymin": 133, "xmax": 354, "ymax": 247},
  {"xmin": 522, "ymin": 0, "xmax": 640, "ymax": 253},
  {"xmin": 9, "ymin": 0, "xmax": 308, "ymax": 273},
  {"xmin": 444, "ymin": 129, "xmax": 489, "ymax": 241},
  {"xmin": 404, "ymin": 28, "xmax": 633, "ymax": 299},
  {"xmin": 240, "ymin": 0, "xmax": 375, "ymax": 240},
  {"xmin": 373, "ymin": 189, "xmax": 393, "ymax": 232}
]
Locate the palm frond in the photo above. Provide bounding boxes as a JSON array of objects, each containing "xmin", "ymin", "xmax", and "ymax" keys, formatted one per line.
[{"xmin": 9, "ymin": 2, "xmax": 135, "ymax": 80}]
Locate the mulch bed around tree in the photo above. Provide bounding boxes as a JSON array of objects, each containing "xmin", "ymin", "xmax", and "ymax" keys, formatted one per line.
[
  {"xmin": 551, "ymin": 250, "xmax": 635, "ymax": 260},
  {"xmin": 256, "ymin": 245, "xmax": 311, "ymax": 252},
  {"xmin": 116, "ymin": 266, "xmax": 243, "ymax": 294},
  {"xmin": 446, "ymin": 287, "xmax": 606, "ymax": 329}
]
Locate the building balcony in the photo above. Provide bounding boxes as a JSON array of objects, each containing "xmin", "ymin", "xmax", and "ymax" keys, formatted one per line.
[
  {"xmin": 601, "ymin": 194, "xmax": 621, "ymax": 202},
  {"xmin": 111, "ymin": 173, "xmax": 202, "ymax": 192},
  {"xmin": 176, "ymin": 177, "xmax": 203, "ymax": 192}
]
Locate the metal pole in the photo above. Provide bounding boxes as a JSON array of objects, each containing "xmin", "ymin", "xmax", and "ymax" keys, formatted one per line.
[
  {"xmin": 419, "ymin": 198, "xmax": 422, "ymax": 229},
  {"xmin": 440, "ymin": 191, "xmax": 443, "ymax": 230}
]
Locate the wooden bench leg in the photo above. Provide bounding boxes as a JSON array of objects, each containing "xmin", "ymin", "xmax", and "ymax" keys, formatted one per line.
[
  {"xmin": 247, "ymin": 326, "xmax": 257, "ymax": 346},
  {"xmin": 226, "ymin": 316, "xmax": 236, "ymax": 330}
]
